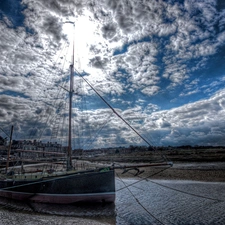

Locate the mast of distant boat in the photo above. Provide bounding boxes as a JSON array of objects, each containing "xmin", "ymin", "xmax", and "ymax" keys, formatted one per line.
[
  {"xmin": 67, "ymin": 24, "xmax": 75, "ymax": 170},
  {"xmin": 5, "ymin": 125, "xmax": 13, "ymax": 174}
]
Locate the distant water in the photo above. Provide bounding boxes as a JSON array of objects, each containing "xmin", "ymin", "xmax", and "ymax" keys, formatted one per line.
[{"xmin": 0, "ymin": 178, "xmax": 225, "ymax": 225}]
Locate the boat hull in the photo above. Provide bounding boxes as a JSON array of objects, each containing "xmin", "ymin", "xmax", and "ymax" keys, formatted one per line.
[{"xmin": 0, "ymin": 169, "xmax": 115, "ymax": 204}]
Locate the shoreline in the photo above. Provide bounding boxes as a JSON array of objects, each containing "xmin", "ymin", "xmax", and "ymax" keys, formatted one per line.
[{"xmin": 114, "ymin": 162, "xmax": 225, "ymax": 182}]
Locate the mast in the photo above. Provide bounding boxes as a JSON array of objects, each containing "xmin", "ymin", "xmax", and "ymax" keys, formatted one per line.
[
  {"xmin": 67, "ymin": 24, "xmax": 75, "ymax": 170},
  {"xmin": 5, "ymin": 125, "xmax": 13, "ymax": 174}
]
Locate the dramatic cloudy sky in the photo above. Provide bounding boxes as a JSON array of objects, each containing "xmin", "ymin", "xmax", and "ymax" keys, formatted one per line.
[{"xmin": 0, "ymin": 0, "xmax": 225, "ymax": 149}]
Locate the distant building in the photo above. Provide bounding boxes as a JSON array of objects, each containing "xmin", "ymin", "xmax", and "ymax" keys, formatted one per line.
[{"xmin": 11, "ymin": 140, "xmax": 65, "ymax": 158}]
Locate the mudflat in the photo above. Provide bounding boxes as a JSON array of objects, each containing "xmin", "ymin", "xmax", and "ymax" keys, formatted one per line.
[
  {"xmin": 84, "ymin": 148, "xmax": 225, "ymax": 182},
  {"xmin": 115, "ymin": 162, "xmax": 225, "ymax": 182}
]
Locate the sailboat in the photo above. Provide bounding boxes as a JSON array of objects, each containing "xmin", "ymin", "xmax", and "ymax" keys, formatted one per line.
[
  {"xmin": 0, "ymin": 25, "xmax": 171, "ymax": 204},
  {"xmin": 0, "ymin": 95, "xmax": 115, "ymax": 203},
  {"xmin": 0, "ymin": 32, "xmax": 116, "ymax": 204}
]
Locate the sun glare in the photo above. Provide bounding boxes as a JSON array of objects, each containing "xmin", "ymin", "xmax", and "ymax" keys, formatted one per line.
[{"xmin": 62, "ymin": 12, "xmax": 101, "ymax": 72}]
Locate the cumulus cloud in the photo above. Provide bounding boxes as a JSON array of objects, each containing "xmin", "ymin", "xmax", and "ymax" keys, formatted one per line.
[
  {"xmin": 141, "ymin": 89, "xmax": 225, "ymax": 146},
  {"xmin": 0, "ymin": 0, "xmax": 225, "ymax": 148}
]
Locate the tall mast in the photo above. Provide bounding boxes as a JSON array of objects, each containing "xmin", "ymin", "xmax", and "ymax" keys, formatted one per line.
[{"xmin": 67, "ymin": 24, "xmax": 75, "ymax": 170}]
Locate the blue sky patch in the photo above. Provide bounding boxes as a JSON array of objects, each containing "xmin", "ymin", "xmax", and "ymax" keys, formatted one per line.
[
  {"xmin": 0, "ymin": 0, "xmax": 26, "ymax": 28},
  {"xmin": 0, "ymin": 90, "xmax": 30, "ymax": 99}
]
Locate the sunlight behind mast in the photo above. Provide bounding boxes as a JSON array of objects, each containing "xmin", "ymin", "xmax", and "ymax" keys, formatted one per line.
[{"xmin": 62, "ymin": 12, "xmax": 100, "ymax": 73}]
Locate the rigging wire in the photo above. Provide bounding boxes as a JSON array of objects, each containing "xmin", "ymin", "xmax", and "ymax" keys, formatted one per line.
[
  {"xmin": 60, "ymin": 106, "xmax": 68, "ymax": 147},
  {"xmin": 72, "ymin": 76, "xmax": 115, "ymax": 150},
  {"xmin": 75, "ymin": 79, "xmax": 89, "ymax": 149},
  {"xmin": 0, "ymin": 127, "xmax": 10, "ymax": 138},
  {"xmin": 72, "ymin": 101, "xmax": 78, "ymax": 150},
  {"xmin": 84, "ymin": 112, "xmax": 114, "ymax": 149},
  {"xmin": 50, "ymin": 101, "xmax": 65, "ymax": 142},
  {"xmin": 75, "ymin": 70, "xmax": 154, "ymax": 148},
  {"xmin": 115, "ymin": 165, "xmax": 223, "ymax": 224},
  {"xmin": 78, "ymin": 77, "xmax": 110, "ymax": 150},
  {"xmin": 75, "ymin": 71, "xmax": 171, "ymax": 162},
  {"xmin": 34, "ymin": 88, "xmax": 65, "ymax": 141},
  {"xmin": 116, "ymin": 166, "xmax": 171, "ymax": 192},
  {"xmin": 116, "ymin": 171, "xmax": 167, "ymax": 225},
  {"xmin": 72, "ymin": 78, "xmax": 88, "ymax": 150},
  {"xmin": 74, "ymin": 54, "xmax": 169, "ymax": 158},
  {"xmin": 30, "ymin": 42, "xmax": 71, "ymax": 141},
  {"xmin": 27, "ymin": 42, "xmax": 70, "ymax": 140},
  {"xmin": 116, "ymin": 166, "xmax": 223, "ymax": 202},
  {"xmin": 79, "ymin": 79, "xmax": 96, "ymax": 149},
  {"xmin": 149, "ymin": 180, "xmax": 223, "ymax": 202}
]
